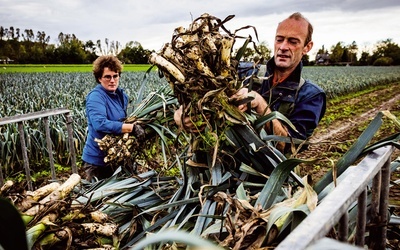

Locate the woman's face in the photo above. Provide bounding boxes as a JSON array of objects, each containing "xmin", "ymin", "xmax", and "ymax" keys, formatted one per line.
[{"xmin": 99, "ymin": 67, "xmax": 120, "ymax": 92}]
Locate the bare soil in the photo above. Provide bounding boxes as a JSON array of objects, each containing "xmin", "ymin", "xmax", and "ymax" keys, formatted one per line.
[
  {"xmin": 296, "ymin": 83, "xmax": 400, "ymax": 249},
  {"xmin": 297, "ymin": 84, "xmax": 400, "ymax": 179}
]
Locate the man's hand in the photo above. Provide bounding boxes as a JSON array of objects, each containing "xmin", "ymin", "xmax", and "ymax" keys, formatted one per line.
[
  {"xmin": 174, "ymin": 106, "xmax": 210, "ymax": 133},
  {"xmin": 231, "ymin": 88, "xmax": 288, "ymax": 152},
  {"xmin": 231, "ymin": 88, "xmax": 270, "ymax": 115},
  {"xmin": 174, "ymin": 106, "xmax": 193, "ymax": 129}
]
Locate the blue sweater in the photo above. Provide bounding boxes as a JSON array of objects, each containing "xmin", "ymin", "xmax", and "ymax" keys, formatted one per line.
[{"xmin": 82, "ymin": 84, "xmax": 129, "ymax": 166}]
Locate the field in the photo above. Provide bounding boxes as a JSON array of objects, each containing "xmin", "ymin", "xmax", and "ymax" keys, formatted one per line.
[
  {"xmin": 298, "ymin": 78, "xmax": 400, "ymax": 176},
  {"xmin": 1, "ymin": 65, "xmax": 400, "ymax": 248},
  {"xmin": 1, "ymin": 65, "xmax": 400, "ymax": 178}
]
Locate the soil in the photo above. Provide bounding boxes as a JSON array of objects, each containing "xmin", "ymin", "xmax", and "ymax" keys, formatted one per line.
[
  {"xmin": 298, "ymin": 85, "xmax": 400, "ymax": 180},
  {"xmin": 296, "ymin": 84, "xmax": 400, "ymax": 249}
]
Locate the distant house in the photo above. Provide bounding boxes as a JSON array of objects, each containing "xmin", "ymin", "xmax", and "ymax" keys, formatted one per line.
[
  {"xmin": 0, "ymin": 57, "xmax": 14, "ymax": 64},
  {"xmin": 315, "ymin": 53, "xmax": 330, "ymax": 65}
]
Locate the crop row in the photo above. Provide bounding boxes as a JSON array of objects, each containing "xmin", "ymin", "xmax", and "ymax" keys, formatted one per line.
[
  {"xmin": 303, "ymin": 66, "xmax": 400, "ymax": 98},
  {"xmin": 0, "ymin": 66, "xmax": 400, "ymax": 177},
  {"xmin": 0, "ymin": 71, "xmax": 168, "ymax": 175}
]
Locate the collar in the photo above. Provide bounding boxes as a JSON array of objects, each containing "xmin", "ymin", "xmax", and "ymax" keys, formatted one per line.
[{"xmin": 266, "ymin": 57, "xmax": 303, "ymax": 84}]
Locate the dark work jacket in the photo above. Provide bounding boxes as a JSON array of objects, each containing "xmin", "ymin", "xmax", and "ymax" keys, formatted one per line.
[{"xmin": 259, "ymin": 58, "xmax": 326, "ymax": 140}]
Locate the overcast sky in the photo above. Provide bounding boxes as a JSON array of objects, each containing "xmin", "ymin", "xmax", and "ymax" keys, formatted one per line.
[{"xmin": 1, "ymin": 0, "xmax": 400, "ymax": 58}]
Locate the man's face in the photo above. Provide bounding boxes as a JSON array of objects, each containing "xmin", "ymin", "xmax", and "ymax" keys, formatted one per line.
[{"xmin": 274, "ymin": 18, "xmax": 313, "ymax": 72}]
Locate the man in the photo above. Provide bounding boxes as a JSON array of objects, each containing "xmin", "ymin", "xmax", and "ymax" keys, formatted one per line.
[
  {"xmin": 175, "ymin": 12, "xmax": 326, "ymax": 153},
  {"xmin": 234, "ymin": 12, "xmax": 326, "ymax": 153}
]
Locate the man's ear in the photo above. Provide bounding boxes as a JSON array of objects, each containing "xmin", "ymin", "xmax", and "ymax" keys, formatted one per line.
[{"xmin": 303, "ymin": 41, "xmax": 314, "ymax": 54}]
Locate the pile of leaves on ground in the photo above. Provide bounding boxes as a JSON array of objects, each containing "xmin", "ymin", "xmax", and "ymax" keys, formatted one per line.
[{"xmin": 1, "ymin": 13, "xmax": 400, "ymax": 250}]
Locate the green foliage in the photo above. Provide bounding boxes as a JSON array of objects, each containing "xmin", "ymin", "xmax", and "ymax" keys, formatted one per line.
[
  {"xmin": 313, "ymin": 164, "xmax": 321, "ymax": 171},
  {"xmin": 373, "ymin": 56, "xmax": 394, "ymax": 66},
  {"xmin": 53, "ymin": 163, "xmax": 70, "ymax": 172},
  {"xmin": 0, "ymin": 26, "xmax": 155, "ymax": 64},
  {"xmin": 14, "ymin": 172, "xmax": 27, "ymax": 183},
  {"xmin": 372, "ymin": 38, "xmax": 400, "ymax": 65},
  {"xmin": 31, "ymin": 169, "xmax": 50, "ymax": 182},
  {"xmin": 329, "ymin": 42, "xmax": 346, "ymax": 63},
  {"xmin": 302, "ymin": 66, "xmax": 400, "ymax": 98},
  {"xmin": 2, "ymin": 24, "xmax": 400, "ymax": 66},
  {"xmin": 118, "ymin": 41, "xmax": 152, "ymax": 64}
]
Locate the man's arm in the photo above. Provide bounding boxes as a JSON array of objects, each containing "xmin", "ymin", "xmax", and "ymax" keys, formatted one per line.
[{"xmin": 233, "ymin": 88, "xmax": 288, "ymax": 151}]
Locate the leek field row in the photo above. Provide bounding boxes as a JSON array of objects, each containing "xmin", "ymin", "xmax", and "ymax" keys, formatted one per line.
[{"xmin": 0, "ymin": 66, "xmax": 400, "ymax": 177}]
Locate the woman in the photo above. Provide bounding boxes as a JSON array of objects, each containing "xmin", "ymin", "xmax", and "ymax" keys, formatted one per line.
[{"xmin": 82, "ymin": 55, "xmax": 135, "ymax": 181}]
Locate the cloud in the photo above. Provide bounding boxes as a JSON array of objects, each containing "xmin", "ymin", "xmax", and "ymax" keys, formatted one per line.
[{"xmin": 0, "ymin": 0, "xmax": 399, "ymax": 58}]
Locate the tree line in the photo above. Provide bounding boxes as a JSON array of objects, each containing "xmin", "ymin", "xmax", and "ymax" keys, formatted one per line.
[
  {"xmin": 0, "ymin": 26, "xmax": 153, "ymax": 64},
  {"xmin": 315, "ymin": 39, "xmax": 400, "ymax": 66},
  {"xmin": 1, "ymin": 25, "xmax": 400, "ymax": 66}
]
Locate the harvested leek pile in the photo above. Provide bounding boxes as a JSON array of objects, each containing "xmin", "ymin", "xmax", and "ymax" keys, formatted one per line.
[
  {"xmin": 149, "ymin": 13, "xmax": 242, "ymax": 106},
  {"xmin": 149, "ymin": 13, "xmax": 257, "ymax": 164},
  {"xmin": 1, "ymin": 174, "xmax": 119, "ymax": 249},
  {"xmin": 93, "ymin": 85, "xmax": 179, "ymax": 170},
  {"xmin": 97, "ymin": 13, "xmax": 262, "ymax": 170},
  {"xmin": 95, "ymin": 126, "xmax": 143, "ymax": 165}
]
